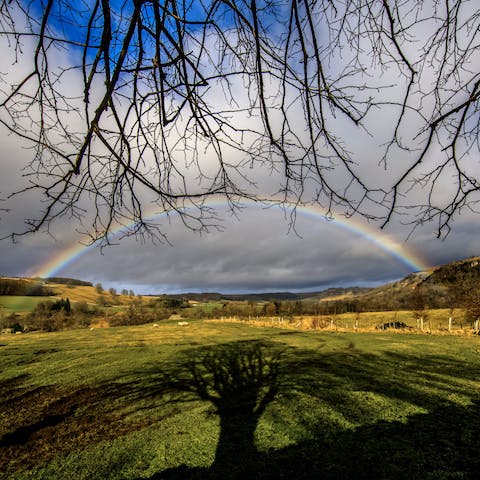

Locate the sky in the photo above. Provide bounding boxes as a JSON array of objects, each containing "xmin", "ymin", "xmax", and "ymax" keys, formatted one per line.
[
  {"xmin": 0, "ymin": 198, "xmax": 477, "ymax": 294},
  {"xmin": 0, "ymin": 1, "xmax": 478, "ymax": 294}
]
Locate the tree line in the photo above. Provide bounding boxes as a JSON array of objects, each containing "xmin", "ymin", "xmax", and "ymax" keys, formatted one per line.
[{"xmin": 44, "ymin": 277, "xmax": 93, "ymax": 287}]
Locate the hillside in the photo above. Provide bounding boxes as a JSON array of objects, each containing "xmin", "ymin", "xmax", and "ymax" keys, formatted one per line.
[
  {"xmin": 161, "ymin": 287, "xmax": 372, "ymax": 303},
  {"xmin": 48, "ymin": 283, "xmax": 127, "ymax": 305},
  {"xmin": 300, "ymin": 287, "xmax": 374, "ymax": 302},
  {"xmin": 159, "ymin": 259, "xmax": 480, "ymax": 307},
  {"xmin": 344, "ymin": 256, "xmax": 480, "ymax": 311},
  {"xmin": 0, "ymin": 277, "xmax": 137, "ymax": 311},
  {"xmin": 421, "ymin": 256, "xmax": 480, "ymax": 286}
]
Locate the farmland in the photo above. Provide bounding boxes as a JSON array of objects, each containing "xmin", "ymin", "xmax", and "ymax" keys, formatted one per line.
[
  {"xmin": 0, "ymin": 296, "xmax": 51, "ymax": 313},
  {"xmin": 1, "ymin": 320, "xmax": 479, "ymax": 479}
]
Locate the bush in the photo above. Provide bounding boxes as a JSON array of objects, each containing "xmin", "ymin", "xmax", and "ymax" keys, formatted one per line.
[
  {"xmin": 108, "ymin": 303, "xmax": 172, "ymax": 327},
  {"xmin": 376, "ymin": 321, "xmax": 410, "ymax": 330},
  {"xmin": 23, "ymin": 298, "xmax": 98, "ymax": 331},
  {"xmin": 311, "ymin": 317, "xmax": 330, "ymax": 329},
  {"xmin": 0, "ymin": 314, "xmax": 23, "ymax": 333}
]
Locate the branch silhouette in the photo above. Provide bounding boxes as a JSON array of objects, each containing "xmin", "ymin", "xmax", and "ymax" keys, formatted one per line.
[
  {"xmin": 1, "ymin": 1, "xmax": 479, "ymax": 240},
  {"xmin": 188, "ymin": 341, "xmax": 281, "ymax": 478}
]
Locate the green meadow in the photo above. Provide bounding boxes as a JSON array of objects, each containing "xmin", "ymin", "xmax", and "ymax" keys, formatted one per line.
[
  {"xmin": 1, "ymin": 320, "xmax": 479, "ymax": 479},
  {"xmin": 0, "ymin": 296, "xmax": 50, "ymax": 314}
]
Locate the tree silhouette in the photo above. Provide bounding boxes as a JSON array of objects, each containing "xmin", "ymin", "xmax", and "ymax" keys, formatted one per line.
[
  {"xmin": 0, "ymin": 1, "xmax": 479, "ymax": 242},
  {"xmin": 189, "ymin": 342, "xmax": 280, "ymax": 477}
]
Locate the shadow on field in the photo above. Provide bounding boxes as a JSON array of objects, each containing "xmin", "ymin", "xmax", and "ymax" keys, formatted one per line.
[
  {"xmin": 143, "ymin": 341, "xmax": 480, "ymax": 480},
  {"xmin": 2, "ymin": 338, "xmax": 480, "ymax": 479},
  {"xmin": 0, "ymin": 378, "xmax": 156, "ymax": 473},
  {"xmin": 150, "ymin": 402, "xmax": 480, "ymax": 480},
  {"xmin": 159, "ymin": 341, "xmax": 281, "ymax": 479}
]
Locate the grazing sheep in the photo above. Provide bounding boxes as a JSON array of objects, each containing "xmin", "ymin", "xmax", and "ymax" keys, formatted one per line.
[{"xmin": 178, "ymin": 321, "xmax": 189, "ymax": 326}]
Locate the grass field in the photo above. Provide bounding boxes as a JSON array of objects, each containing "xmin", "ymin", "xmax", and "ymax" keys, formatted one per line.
[
  {"xmin": 0, "ymin": 285, "xmax": 158, "ymax": 315},
  {"xmin": 0, "ymin": 296, "xmax": 51, "ymax": 313},
  {"xmin": 224, "ymin": 308, "xmax": 474, "ymax": 333},
  {"xmin": 0, "ymin": 294, "xmax": 111, "ymax": 315},
  {"xmin": 0, "ymin": 282, "xmax": 106, "ymax": 312},
  {"xmin": 1, "ymin": 320, "xmax": 479, "ymax": 479}
]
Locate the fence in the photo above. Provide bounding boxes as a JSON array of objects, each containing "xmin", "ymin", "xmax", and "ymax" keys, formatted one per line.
[{"xmin": 215, "ymin": 309, "xmax": 479, "ymax": 334}]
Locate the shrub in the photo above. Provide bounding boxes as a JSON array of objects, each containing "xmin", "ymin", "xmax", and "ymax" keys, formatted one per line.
[
  {"xmin": 23, "ymin": 298, "xmax": 98, "ymax": 331},
  {"xmin": 377, "ymin": 321, "xmax": 410, "ymax": 330}
]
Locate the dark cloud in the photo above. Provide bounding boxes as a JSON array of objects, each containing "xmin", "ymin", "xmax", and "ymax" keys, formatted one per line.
[
  {"xmin": 3, "ymin": 205, "xmax": 471, "ymax": 294},
  {"xmin": 1, "ymin": 184, "xmax": 478, "ymax": 294}
]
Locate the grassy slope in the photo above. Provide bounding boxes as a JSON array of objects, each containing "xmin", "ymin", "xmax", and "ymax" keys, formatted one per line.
[
  {"xmin": 47, "ymin": 283, "xmax": 132, "ymax": 305},
  {"xmin": 1, "ymin": 321, "xmax": 479, "ymax": 479},
  {"xmin": 0, "ymin": 296, "xmax": 51, "ymax": 313},
  {"xmin": 0, "ymin": 283, "xmax": 143, "ymax": 314}
]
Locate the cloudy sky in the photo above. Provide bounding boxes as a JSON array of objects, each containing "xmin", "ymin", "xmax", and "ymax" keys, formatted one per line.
[
  {"xmin": 0, "ymin": 198, "xmax": 477, "ymax": 294},
  {"xmin": 0, "ymin": 1, "xmax": 478, "ymax": 294}
]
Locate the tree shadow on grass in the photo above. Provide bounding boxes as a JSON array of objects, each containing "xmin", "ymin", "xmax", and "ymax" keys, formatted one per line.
[
  {"xmin": 263, "ymin": 400, "xmax": 480, "ymax": 480},
  {"xmin": 149, "ymin": 340, "xmax": 282, "ymax": 479},
  {"xmin": 0, "ymin": 340, "xmax": 283, "ymax": 478},
  {"xmin": 143, "ymin": 341, "xmax": 480, "ymax": 480},
  {"xmin": 0, "ymin": 380, "xmax": 158, "ymax": 474},
  {"xmin": 2, "ymin": 339, "xmax": 480, "ymax": 479},
  {"xmin": 190, "ymin": 341, "xmax": 280, "ymax": 478}
]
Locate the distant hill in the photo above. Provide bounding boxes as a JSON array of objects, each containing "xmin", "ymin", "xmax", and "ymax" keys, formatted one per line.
[
  {"xmin": 346, "ymin": 256, "xmax": 480, "ymax": 311},
  {"xmin": 163, "ymin": 287, "xmax": 373, "ymax": 303},
  {"xmin": 300, "ymin": 287, "xmax": 374, "ymax": 302},
  {"xmin": 0, "ymin": 277, "xmax": 134, "ymax": 306},
  {"xmin": 0, "ymin": 277, "xmax": 53, "ymax": 296},
  {"xmin": 175, "ymin": 255, "xmax": 477, "ymax": 311},
  {"xmin": 421, "ymin": 256, "xmax": 480, "ymax": 286},
  {"xmin": 157, "ymin": 264, "xmax": 480, "ymax": 307}
]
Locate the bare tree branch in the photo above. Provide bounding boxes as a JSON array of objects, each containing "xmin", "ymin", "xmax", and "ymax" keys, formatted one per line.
[{"xmin": 0, "ymin": 0, "xmax": 478, "ymax": 242}]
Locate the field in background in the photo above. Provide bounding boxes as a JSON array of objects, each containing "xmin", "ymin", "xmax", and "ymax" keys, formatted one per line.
[
  {"xmin": 0, "ymin": 296, "xmax": 50, "ymax": 313},
  {"xmin": 0, "ymin": 281, "xmax": 158, "ymax": 315},
  {"xmin": 1, "ymin": 294, "xmax": 475, "ymax": 334},
  {"xmin": 0, "ymin": 276, "xmax": 476, "ymax": 334},
  {"xmin": 0, "ymin": 283, "xmax": 159, "ymax": 322},
  {"xmin": 217, "ymin": 308, "xmax": 472, "ymax": 333},
  {"xmin": 1, "ymin": 320, "xmax": 479, "ymax": 479}
]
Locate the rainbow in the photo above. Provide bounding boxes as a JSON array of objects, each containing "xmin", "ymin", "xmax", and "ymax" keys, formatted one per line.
[{"xmin": 31, "ymin": 200, "xmax": 429, "ymax": 279}]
